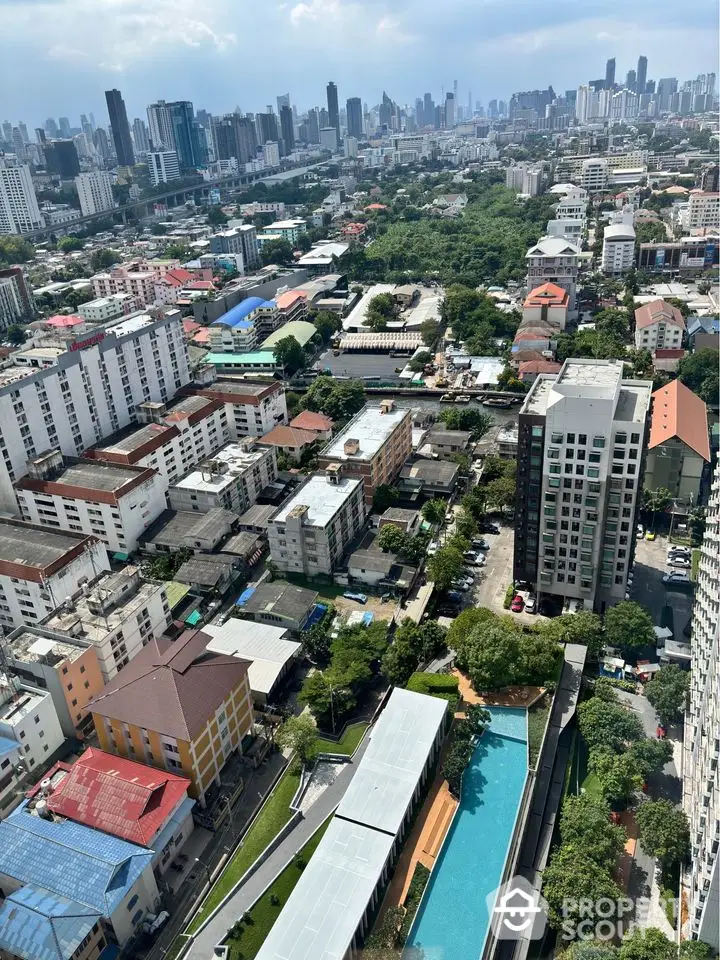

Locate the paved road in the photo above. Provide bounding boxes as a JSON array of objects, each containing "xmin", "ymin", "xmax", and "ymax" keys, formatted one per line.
[
  {"xmin": 630, "ymin": 535, "xmax": 694, "ymax": 633},
  {"xmin": 185, "ymin": 738, "xmax": 370, "ymax": 959}
]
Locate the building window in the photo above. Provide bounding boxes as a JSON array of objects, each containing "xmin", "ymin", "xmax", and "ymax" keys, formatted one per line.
[
  {"xmin": 127, "ymin": 895, "xmax": 139, "ymax": 912},
  {"xmin": 593, "ymin": 437, "xmax": 606, "ymax": 448}
]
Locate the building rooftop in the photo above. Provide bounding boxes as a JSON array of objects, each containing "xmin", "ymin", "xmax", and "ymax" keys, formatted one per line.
[
  {"xmin": 381, "ymin": 507, "xmax": 420, "ymax": 524},
  {"xmin": 171, "ymin": 441, "xmax": 271, "ymax": 495},
  {"xmin": 275, "ymin": 290, "xmax": 307, "ymax": 311},
  {"xmin": 289, "ymin": 410, "xmax": 333, "ymax": 433},
  {"xmin": 0, "ymin": 885, "xmax": 101, "ymax": 960},
  {"xmin": 635, "ymin": 299, "xmax": 686, "ymax": 331},
  {"xmin": 649, "ymin": 379, "xmax": 710, "ymax": 461},
  {"xmin": 261, "ymin": 320, "xmax": 317, "ymax": 349},
  {"xmin": 205, "ymin": 351, "xmax": 276, "ymax": 367},
  {"xmin": 556, "ymin": 357, "xmax": 624, "ymax": 389},
  {"xmin": 191, "ymin": 380, "xmax": 282, "ymax": 403},
  {"xmin": 204, "ymin": 620, "xmax": 300, "ymax": 697},
  {"xmin": 0, "ymin": 520, "xmax": 97, "ymax": 576},
  {"xmin": 523, "ymin": 282, "xmax": 569, "ymax": 307},
  {"xmin": 322, "ymin": 404, "xmax": 409, "ymax": 463},
  {"xmin": 347, "ymin": 549, "xmax": 395, "ymax": 575},
  {"xmin": 604, "ymin": 222, "xmax": 636, "ymax": 240},
  {"xmin": 237, "ymin": 503, "xmax": 277, "ymax": 530},
  {"xmin": 106, "ymin": 313, "xmax": 158, "ymax": 338},
  {"xmin": 175, "ymin": 556, "xmax": 235, "ymax": 588},
  {"xmin": 270, "ymin": 474, "xmax": 362, "ymax": 529},
  {"xmin": 141, "ymin": 508, "xmax": 235, "ymax": 551},
  {"xmin": 88, "ymin": 629, "xmax": 249, "ymax": 741},
  {"xmin": 0, "ymin": 800, "xmax": 154, "ymax": 915},
  {"xmin": 6, "ymin": 629, "xmax": 88, "ymax": 667},
  {"xmin": 236, "ymin": 581, "xmax": 318, "ymax": 625},
  {"xmin": 91, "ymin": 421, "xmax": 178, "ymax": 462},
  {"xmin": 17, "ymin": 459, "xmax": 153, "ymax": 496},
  {"xmin": 212, "ymin": 297, "xmax": 275, "ymax": 329},
  {"xmin": 260, "ymin": 425, "xmax": 318, "ymax": 449},
  {"xmin": 0, "ymin": 686, "xmax": 49, "ymax": 727},
  {"xmin": 526, "ymin": 236, "xmax": 581, "ymax": 258}
]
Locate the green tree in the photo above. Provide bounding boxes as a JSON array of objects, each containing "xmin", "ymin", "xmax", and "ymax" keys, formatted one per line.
[
  {"xmin": 643, "ymin": 487, "xmax": 673, "ymax": 530},
  {"xmin": 577, "ymin": 696, "xmax": 645, "ymax": 753},
  {"xmin": 628, "ymin": 737, "xmax": 672, "ymax": 779},
  {"xmin": 273, "ymin": 336, "xmax": 305, "ymax": 375},
  {"xmin": 426, "ymin": 545, "xmax": 464, "ymax": 591},
  {"xmin": 376, "ymin": 523, "xmax": 409, "ymax": 554},
  {"xmin": 275, "ymin": 714, "xmax": 319, "ymax": 768},
  {"xmin": 165, "ymin": 243, "xmax": 191, "ymax": 260},
  {"xmin": 558, "ymin": 943, "xmax": 618, "ymax": 960},
  {"xmin": 261, "ymin": 237, "xmax": 294, "ymax": 265},
  {"xmin": 677, "ymin": 348, "xmax": 720, "ymax": 404},
  {"xmin": 408, "ymin": 350, "xmax": 433, "ymax": 373},
  {"xmin": 0, "ymin": 236, "xmax": 35, "ymax": 264},
  {"xmin": 313, "ymin": 311, "xmax": 340, "ymax": 344},
  {"xmin": 6, "ymin": 324, "xmax": 26, "ymax": 346},
  {"xmin": 381, "ymin": 639, "xmax": 420, "ymax": 687},
  {"xmin": 483, "ymin": 475, "xmax": 516, "ymax": 512},
  {"xmin": 635, "ymin": 220, "xmax": 667, "ymax": 245},
  {"xmin": 421, "ymin": 499, "xmax": 446, "ymax": 525},
  {"xmin": 589, "ymin": 749, "xmax": 644, "ymax": 803},
  {"xmin": 57, "ymin": 236, "xmax": 84, "ymax": 252},
  {"xmin": 301, "ymin": 376, "xmax": 366, "ymax": 421},
  {"xmin": 542, "ymin": 846, "xmax": 622, "ymax": 928},
  {"xmin": 438, "ymin": 408, "xmax": 494, "ymax": 439},
  {"xmin": 447, "ymin": 607, "xmax": 498, "ymax": 653},
  {"xmin": 365, "ymin": 293, "xmax": 396, "ymax": 330},
  {"xmin": 618, "ymin": 928, "xmax": 677, "ymax": 960},
  {"xmin": 604, "ymin": 601, "xmax": 655, "ymax": 652},
  {"xmin": 520, "ymin": 633, "xmax": 561, "ymax": 685},
  {"xmin": 207, "ymin": 206, "xmax": 229, "ymax": 227},
  {"xmin": 418, "ymin": 621, "xmax": 448, "ymax": 661},
  {"xmin": 420, "ymin": 318, "xmax": 440, "ymax": 346},
  {"xmin": 454, "ymin": 510, "xmax": 478, "ymax": 541},
  {"xmin": 636, "ymin": 800, "xmax": 691, "ymax": 868},
  {"xmin": 461, "ymin": 625, "xmax": 520, "ymax": 692},
  {"xmin": 559, "ymin": 795, "xmax": 627, "ymax": 868},
  {"xmin": 372, "ymin": 485, "xmax": 399, "ymax": 513},
  {"xmin": 645, "ymin": 665, "xmax": 689, "ymax": 727},
  {"xmin": 90, "ymin": 248, "xmax": 117, "ymax": 271},
  {"xmin": 542, "ymin": 611, "xmax": 605, "ymax": 658}
]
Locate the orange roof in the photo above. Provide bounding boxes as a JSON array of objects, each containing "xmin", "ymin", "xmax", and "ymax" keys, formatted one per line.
[
  {"xmin": 635, "ymin": 300, "xmax": 685, "ymax": 331},
  {"xmin": 192, "ymin": 327, "xmax": 211, "ymax": 344},
  {"xmin": 276, "ymin": 290, "xmax": 308, "ymax": 311},
  {"xmin": 365, "ymin": 203, "xmax": 389, "ymax": 211},
  {"xmin": 518, "ymin": 360, "xmax": 562, "ymax": 375},
  {"xmin": 649, "ymin": 379, "xmax": 710, "ymax": 461},
  {"xmin": 260, "ymin": 425, "xmax": 318, "ymax": 447},
  {"xmin": 523, "ymin": 282, "xmax": 569, "ymax": 308},
  {"xmin": 290, "ymin": 410, "xmax": 334, "ymax": 432}
]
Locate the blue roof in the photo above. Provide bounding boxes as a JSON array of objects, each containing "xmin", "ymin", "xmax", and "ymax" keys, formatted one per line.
[
  {"xmin": 0, "ymin": 735, "xmax": 19, "ymax": 758},
  {"xmin": 687, "ymin": 316, "xmax": 720, "ymax": 336},
  {"xmin": 235, "ymin": 586, "xmax": 256, "ymax": 607},
  {"xmin": 0, "ymin": 887, "xmax": 101, "ymax": 960},
  {"xmin": 0, "ymin": 802, "xmax": 154, "ymax": 915},
  {"xmin": 148, "ymin": 796, "xmax": 195, "ymax": 863},
  {"xmin": 212, "ymin": 297, "xmax": 275, "ymax": 328}
]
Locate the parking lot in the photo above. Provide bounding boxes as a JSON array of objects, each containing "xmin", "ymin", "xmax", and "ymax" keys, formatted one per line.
[{"xmin": 630, "ymin": 534, "xmax": 694, "ymax": 635}]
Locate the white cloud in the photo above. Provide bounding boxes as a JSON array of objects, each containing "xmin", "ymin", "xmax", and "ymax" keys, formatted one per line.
[
  {"xmin": 290, "ymin": 0, "xmax": 342, "ymax": 25},
  {"xmin": 375, "ymin": 14, "xmax": 417, "ymax": 43}
]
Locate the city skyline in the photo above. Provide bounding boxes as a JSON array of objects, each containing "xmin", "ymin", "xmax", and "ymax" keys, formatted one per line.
[{"xmin": 0, "ymin": 0, "xmax": 717, "ymax": 126}]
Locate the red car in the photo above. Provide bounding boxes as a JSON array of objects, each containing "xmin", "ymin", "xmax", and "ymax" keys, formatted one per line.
[{"xmin": 511, "ymin": 595, "xmax": 525, "ymax": 613}]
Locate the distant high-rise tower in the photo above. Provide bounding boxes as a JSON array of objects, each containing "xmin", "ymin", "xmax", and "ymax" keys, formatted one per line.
[
  {"xmin": 605, "ymin": 58, "xmax": 616, "ymax": 88},
  {"xmin": 44, "ymin": 118, "xmax": 58, "ymax": 138},
  {"xmin": 326, "ymin": 81, "xmax": 339, "ymax": 145},
  {"xmin": 444, "ymin": 92, "xmax": 455, "ymax": 128},
  {"xmin": 346, "ymin": 97, "xmax": 363, "ymax": 139},
  {"xmin": 636, "ymin": 56, "xmax": 648, "ymax": 95},
  {"xmin": 279, "ymin": 105, "xmax": 295, "ymax": 153},
  {"xmin": 132, "ymin": 118, "xmax": 150, "ymax": 154},
  {"xmin": 105, "ymin": 89, "xmax": 135, "ymax": 167},
  {"xmin": 307, "ymin": 109, "xmax": 320, "ymax": 144},
  {"xmin": 626, "ymin": 69, "xmax": 637, "ymax": 92},
  {"xmin": 423, "ymin": 93, "xmax": 434, "ymax": 128},
  {"xmin": 58, "ymin": 117, "xmax": 71, "ymax": 137}
]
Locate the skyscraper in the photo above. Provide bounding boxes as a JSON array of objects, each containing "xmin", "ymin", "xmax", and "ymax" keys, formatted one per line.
[
  {"xmin": 43, "ymin": 140, "xmax": 80, "ymax": 178},
  {"xmin": 346, "ymin": 97, "xmax": 363, "ymax": 139},
  {"xmin": 307, "ymin": 109, "xmax": 320, "ymax": 144},
  {"xmin": 146, "ymin": 101, "xmax": 174, "ymax": 151},
  {"xmin": 423, "ymin": 93, "xmax": 434, "ymax": 128},
  {"xmin": 93, "ymin": 127, "xmax": 110, "ymax": 163},
  {"xmin": 626, "ymin": 69, "xmax": 637, "ymax": 92},
  {"xmin": 0, "ymin": 161, "xmax": 44, "ymax": 234},
  {"xmin": 168, "ymin": 101, "xmax": 203, "ymax": 169},
  {"xmin": 279, "ymin": 104, "xmax": 295, "ymax": 153},
  {"xmin": 132, "ymin": 118, "xmax": 150, "ymax": 154},
  {"xmin": 276, "ymin": 93, "xmax": 290, "ymax": 115},
  {"xmin": 105, "ymin": 89, "xmax": 135, "ymax": 167},
  {"xmin": 44, "ymin": 118, "xmax": 58, "ymax": 137},
  {"xmin": 444, "ymin": 92, "xmax": 455, "ymax": 127},
  {"xmin": 657, "ymin": 77, "xmax": 678, "ymax": 111},
  {"xmin": 58, "ymin": 117, "xmax": 71, "ymax": 137},
  {"xmin": 255, "ymin": 112, "xmax": 279, "ymax": 145},
  {"xmin": 605, "ymin": 58, "xmax": 616, "ymax": 88},
  {"xmin": 326, "ymin": 81, "xmax": 339, "ymax": 145},
  {"xmin": 636, "ymin": 56, "xmax": 648, "ymax": 95},
  {"xmin": 683, "ymin": 466, "xmax": 719, "ymax": 950}
]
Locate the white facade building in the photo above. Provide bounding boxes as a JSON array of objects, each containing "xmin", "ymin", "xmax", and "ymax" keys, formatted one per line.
[
  {"xmin": 77, "ymin": 292, "xmax": 140, "ymax": 322},
  {"xmin": 75, "ymin": 172, "xmax": 114, "ymax": 217},
  {"xmin": 525, "ymin": 237, "xmax": 581, "ymax": 319},
  {"xmin": 506, "ymin": 163, "xmax": 543, "ymax": 196},
  {"xmin": 514, "ymin": 359, "xmax": 652, "ymax": 612},
  {"xmin": 148, "ymin": 151, "xmax": 180, "ymax": 186},
  {"xmin": 580, "ymin": 158, "xmax": 610, "ymax": 193},
  {"xmin": 168, "ymin": 440, "xmax": 277, "ymax": 515},
  {"xmin": 16, "ymin": 453, "xmax": 168, "ymax": 554},
  {"xmin": 554, "ymin": 192, "xmax": 588, "ymax": 220},
  {"xmin": 319, "ymin": 128, "xmax": 338, "ymax": 152},
  {"xmin": 0, "ymin": 519, "xmax": 110, "ymax": 631},
  {"xmin": 43, "ymin": 566, "xmax": 172, "ymax": 682},
  {"xmin": 683, "ymin": 468, "xmax": 720, "ymax": 950},
  {"xmin": 268, "ymin": 468, "xmax": 366, "ymax": 576},
  {"xmin": 602, "ymin": 222, "xmax": 636, "ymax": 275},
  {"xmin": 0, "ymin": 680, "xmax": 65, "ymax": 776},
  {"xmin": 0, "ymin": 310, "xmax": 190, "ymax": 512},
  {"xmin": 634, "ymin": 299, "xmax": 686, "ymax": 351},
  {"xmin": 0, "ymin": 162, "xmax": 43, "ymax": 234},
  {"xmin": 191, "ymin": 379, "xmax": 288, "ymax": 438},
  {"xmin": 686, "ymin": 192, "xmax": 720, "ymax": 232},
  {"xmin": 262, "ymin": 142, "xmax": 281, "ymax": 167}
]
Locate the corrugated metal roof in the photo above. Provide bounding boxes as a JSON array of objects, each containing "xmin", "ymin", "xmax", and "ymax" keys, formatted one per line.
[{"xmin": 0, "ymin": 887, "xmax": 101, "ymax": 960}]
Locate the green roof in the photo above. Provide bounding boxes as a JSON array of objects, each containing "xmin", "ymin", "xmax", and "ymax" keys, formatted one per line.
[
  {"xmin": 205, "ymin": 351, "xmax": 276, "ymax": 367},
  {"xmin": 165, "ymin": 580, "xmax": 191, "ymax": 609},
  {"xmin": 262, "ymin": 320, "xmax": 317, "ymax": 349}
]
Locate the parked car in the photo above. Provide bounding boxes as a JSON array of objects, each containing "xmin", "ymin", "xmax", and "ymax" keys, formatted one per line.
[
  {"xmin": 446, "ymin": 510, "xmax": 455, "ymax": 522},
  {"xmin": 662, "ymin": 572, "xmax": 690, "ymax": 584},
  {"xmin": 472, "ymin": 538, "xmax": 491, "ymax": 550},
  {"xmin": 667, "ymin": 547, "xmax": 691, "ymax": 559},
  {"xmin": 636, "ymin": 524, "xmax": 644, "ymax": 539},
  {"xmin": 446, "ymin": 590, "xmax": 464, "ymax": 603},
  {"xmin": 645, "ymin": 531, "xmax": 656, "ymax": 541},
  {"xmin": 511, "ymin": 595, "xmax": 525, "ymax": 613},
  {"xmin": 343, "ymin": 592, "xmax": 367, "ymax": 604},
  {"xmin": 460, "ymin": 570, "xmax": 476, "ymax": 582},
  {"xmin": 427, "ymin": 540, "xmax": 440, "ymax": 556},
  {"xmin": 668, "ymin": 557, "xmax": 691, "ymax": 568},
  {"xmin": 464, "ymin": 552, "xmax": 486, "ymax": 567},
  {"xmin": 525, "ymin": 596, "xmax": 537, "ymax": 614},
  {"xmin": 479, "ymin": 521, "xmax": 501, "ymax": 534},
  {"xmin": 451, "ymin": 580, "xmax": 470, "ymax": 592}
]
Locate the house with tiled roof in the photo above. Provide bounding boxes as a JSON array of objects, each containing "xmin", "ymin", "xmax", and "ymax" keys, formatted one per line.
[
  {"xmin": 522, "ymin": 282, "xmax": 569, "ymax": 330},
  {"xmin": 634, "ymin": 299, "xmax": 685, "ymax": 351},
  {"xmin": 27, "ymin": 748, "xmax": 195, "ymax": 875},
  {"xmin": 289, "ymin": 410, "xmax": 334, "ymax": 441},
  {"xmin": 89, "ymin": 629, "xmax": 253, "ymax": 805},
  {"xmin": 0, "ymin": 800, "xmax": 159, "ymax": 950},
  {"xmin": 259, "ymin": 425, "xmax": 319, "ymax": 463},
  {"xmin": 645, "ymin": 379, "xmax": 710, "ymax": 503},
  {"xmin": 517, "ymin": 359, "xmax": 562, "ymax": 384}
]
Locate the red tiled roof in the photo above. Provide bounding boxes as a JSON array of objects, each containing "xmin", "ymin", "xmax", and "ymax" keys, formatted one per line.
[
  {"xmin": 260, "ymin": 425, "xmax": 318, "ymax": 447},
  {"xmin": 183, "ymin": 319, "xmax": 201, "ymax": 334},
  {"xmin": 45, "ymin": 748, "xmax": 191, "ymax": 846},
  {"xmin": 649, "ymin": 379, "xmax": 710, "ymax": 461},
  {"xmin": 518, "ymin": 360, "xmax": 562, "ymax": 375},
  {"xmin": 635, "ymin": 299, "xmax": 686, "ymax": 331},
  {"xmin": 276, "ymin": 290, "xmax": 307, "ymax": 311},
  {"xmin": 290, "ymin": 410, "xmax": 334, "ymax": 432},
  {"xmin": 192, "ymin": 327, "xmax": 211, "ymax": 344},
  {"xmin": 184, "ymin": 280, "xmax": 215, "ymax": 290},
  {"xmin": 653, "ymin": 349, "xmax": 685, "ymax": 358},
  {"xmin": 46, "ymin": 314, "xmax": 85, "ymax": 327},
  {"xmin": 523, "ymin": 282, "xmax": 569, "ymax": 308}
]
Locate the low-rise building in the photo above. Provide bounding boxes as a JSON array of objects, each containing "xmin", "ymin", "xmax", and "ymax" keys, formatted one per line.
[
  {"xmin": 602, "ymin": 222, "xmax": 636, "ymax": 275},
  {"xmin": 168, "ymin": 440, "xmax": 277, "ymax": 515},
  {"xmin": 204, "ymin": 620, "xmax": 301, "ymax": 706},
  {"xmin": 634, "ymin": 299, "xmax": 686, "ymax": 351},
  {"xmin": 378, "ymin": 507, "xmax": 422, "ymax": 537},
  {"xmin": 0, "ymin": 677, "xmax": 65, "ymax": 781},
  {"xmin": 174, "ymin": 555, "xmax": 237, "ymax": 597},
  {"xmin": 685, "ymin": 191, "xmax": 720, "ymax": 231},
  {"xmin": 77, "ymin": 292, "xmax": 140, "ymax": 323},
  {"xmin": 318, "ymin": 401, "xmax": 412, "ymax": 505},
  {"xmin": 0, "ymin": 520, "xmax": 110, "ymax": 631},
  {"xmin": 258, "ymin": 219, "xmax": 307, "ymax": 246},
  {"xmin": 398, "ymin": 459, "xmax": 459, "ymax": 497},
  {"xmin": 15, "ymin": 452, "xmax": 168, "ymax": 555},
  {"xmin": 90, "ymin": 628, "xmax": 253, "ymax": 805},
  {"xmin": 43, "ymin": 566, "xmax": 172, "ymax": 682},
  {"xmin": 260, "ymin": 425, "xmax": 319, "ymax": 463},
  {"xmin": 209, "ymin": 297, "xmax": 277, "ymax": 353},
  {"xmin": 526, "ymin": 236, "xmax": 580, "ymax": 319},
  {"xmin": 186, "ymin": 378, "xmax": 288, "ymax": 438},
  {"xmin": 0, "ymin": 267, "xmax": 35, "ymax": 330},
  {"xmin": 140, "ymin": 507, "xmax": 236, "ymax": 557},
  {"xmin": 3, "ymin": 627, "xmax": 104, "ymax": 738},
  {"xmin": 424, "ymin": 428, "xmax": 472, "ymax": 459},
  {"xmin": 645, "ymin": 380, "xmax": 710, "ymax": 504},
  {"xmin": 289, "ymin": 410, "xmax": 333, "ymax": 440},
  {"xmin": 275, "ymin": 290, "xmax": 309, "ymax": 325},
  {"xmin": 28, "ymin": 747, "xmax": 195, "ymax": 876},
  {"xmin": 234, "ymin": 580, "xmax": 318, "ymax": 634},
  {"xmin": 268, "ymin": 469, "xmax": 366, "ymax": 576}
]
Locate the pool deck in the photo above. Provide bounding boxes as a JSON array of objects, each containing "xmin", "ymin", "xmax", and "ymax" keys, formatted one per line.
[{"xmin": 453, "ymin": 669, "xmax": 545, "ymax": 708}]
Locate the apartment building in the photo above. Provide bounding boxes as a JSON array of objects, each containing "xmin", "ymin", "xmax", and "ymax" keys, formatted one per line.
[
  {"xmin": 318, "ymin": 401, "xmax": 413, "ymax": 504},
  {"xmin": 514, "ymin": 359, "xmax": 652, "ymax": 613},
  {"xmin": 0, "ymin": 161, "xmax": 43, "ymax": 234},
  {"xmin": 87, "ymin": 394, "xmax": 228, "ymax": 484},
  {"xmin": 580, "ymin": 158, "xmax": 610, "ymax": 193},
  {"xmin": 90, "ymin": 628, "xmax": 253, "ymax": 804},
  {"xmin": 3, "ymin": 627, "xmax": 104, "ymax": 737},
  {"xmin": 268, "ymin": 468, "xmax": 366, "ymax": 576},
  {"xmin": 187, "ymin": 379, "xmax": 288, "ymax": 437},
  {"xmin": 645, "ymin": 380, "xmax": 710, "ymax": 504},
  {"xmin": 43, "ymin": 566, "xmax": 172, "ymax": 682},
  {"xmin": 505, "ymin": 163, "xmax": 543, "ymax": 196},
  {"xmin": 683, "ymin": 467, "xmax": 719, "ymax": 950},
  {"xmin": 0, "ymin": 736, "xmax": 22, "ymax": 817},
  {"xmin": 634, "ymin": 299, "xmax": 686, "ymax": 351},
  {"xmin": 77, "ymin": 292, "xmax": 140, "ymax": 323},
  {"xmin": 275, "ymin": 290, "xmax": 309, "ymax": 325},
  {"xmin": 15, "ymin": 452, "xmax": 168, "ymax": 555},
  {"xmin": 75, "ymin": 171, "xmax": 114, "ymax": 217},
  {"xmin": 554, "ymin": 191, "xmax": 588, "ymax": 221},
  {"xmin": 0, "ymin": 267, "xmax": 35, "ymax": 331},
  {"xmin": 148, "ymin": 150, "xmax": 180, "ymax": 185},
  {"xmin": 209, "ymin": 297, "xmax": 277, "ymax": 353},
  {"xmin": 602, "ymin": 223, "xmax": 636, "ymax": 275},
  {"xmin": 0, "ymin": 310, "xmax": 190, "ymax": 512},
  {"xmin": 686, "ymin": 192, "xmax": 720, "ymax": 231},
  {"xmin": 223, "ymin": 222, "xmax": 260, "ymax": 270},
  {"xmin": 168, "ymin": 440, "xmax": 277, "ymax": 515},
  {"xmin": 525, "ymin": 237, "xmax": 580, "ymax": 319},
  {"xmin": 0, "ymin": 678, "xmax": 65, "ymax": 778},
  {"xmin": 0, "ymin": 520, "xmax": 109, "ymax": 631},
  {"xmin": 523, "ymin": 282, "xmax": 569, "ymax": 331},
  {"xmin": 258, "ymin": 219, "xmax": 307, "ymax": 246}
]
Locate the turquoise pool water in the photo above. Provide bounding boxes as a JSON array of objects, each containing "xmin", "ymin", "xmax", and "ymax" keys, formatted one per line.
[{"xmin": 406, "ymin": 706, "xmax": 529, "ymax": 960}]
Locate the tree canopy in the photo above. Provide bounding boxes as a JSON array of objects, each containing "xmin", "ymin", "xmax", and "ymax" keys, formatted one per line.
[
  {"xmin": 636, "ymin": 799, "xmax": 690, "ymax": 868},
  {"xmin": 677, "ymin": 348, "xmax": 720, "ymax": 405},
  {"xmin": 645, "ymin": 665, "xmax": 689, "ymax": 727},
  {"xmin": 276, "ymin": 714, "xmax": 319, "ymax": 769},
  {"xmin": 577, "ymin": 694, "xmax": 645, "ymax": 753},
  {"xmin": 426, "ymin": 545, "xmax": 464, "ymax": 590},
  {"xmin": 365, "ymin": 293, "xmax": 396, "ymax": 330},
  {"xmin": 273, "ymin": 335, "xmax": 306, "ymax": 375},
  {"xmin": 604, "ymin": 601, "xmax": 655, "ymax": 651},
  {"xmin": 0, "ymin": 236, "xmax": 35, "ymax": 265},
  {"xmin": 90, "ymin": 248, "xmax": 117, "ymax": 271},
  {"xmin": 301, "ymin": 376, "xmax": 365, "ymax": 421},
  {"xmin": 261, "ymin": 237, "xmax": 294, "ymax": 265}
]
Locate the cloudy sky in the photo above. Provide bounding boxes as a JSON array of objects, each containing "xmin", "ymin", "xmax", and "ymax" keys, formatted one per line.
[{"xmin": 0, "ymin": 0, "xmax": 717, "ymax": 127}]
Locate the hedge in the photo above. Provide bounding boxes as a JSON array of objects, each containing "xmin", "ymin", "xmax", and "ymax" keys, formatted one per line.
[
  {"xmin": 407, "ymin": 672, "xmax": 459, "ymax": 701},
  {"xmin": 503, "ymin": 584, "xmax": 515, "ymax": 609}
]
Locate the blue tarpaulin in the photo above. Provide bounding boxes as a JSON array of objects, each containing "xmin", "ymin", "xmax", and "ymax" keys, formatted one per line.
[
  {"xmin": 362, "ymin": 612, "xmax": 375, "ymax": 626},
  {"xmin": 302, "ymin": 602, "xmax": 328, "ymax": 630},
  {"xmin": 235, "ymin": 586, "xmax": 256, "ymax": 607}
]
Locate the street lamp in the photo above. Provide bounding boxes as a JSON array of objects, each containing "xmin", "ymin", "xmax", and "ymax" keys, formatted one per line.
[{"xmin": 195, "ymin": 858, "xmax": 211, "ymax": 886}]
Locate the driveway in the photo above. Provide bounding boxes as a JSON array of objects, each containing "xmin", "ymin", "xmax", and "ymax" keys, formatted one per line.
[
  {"xmin": 630, "ymin": 535, "xmax": 694, "ymax": 635},
  {"xmin": 472, "ymin": 522, "xmax": 513, "ymax": 614}
]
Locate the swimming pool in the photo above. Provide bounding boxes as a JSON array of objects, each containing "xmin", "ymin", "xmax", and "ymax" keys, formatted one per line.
[{"xmin": 406, "ymin": 706, "xmax": 529, "ymax": 960}]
